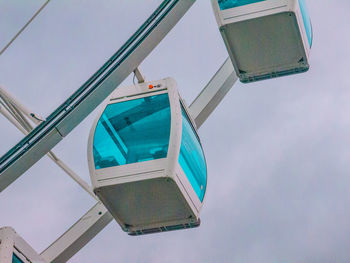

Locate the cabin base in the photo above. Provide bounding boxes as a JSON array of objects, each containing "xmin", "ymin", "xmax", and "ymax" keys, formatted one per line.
[
  {"xmin": 128, "ymin": 218, "xmax": 200, "ymax": 236},
  {"xmin": 221, "ymin": 12, "xmax": 309, "ymax": 83},
  {"xmin": 95, "ymin": 177, "xmax": 198, "ymax": 233}
]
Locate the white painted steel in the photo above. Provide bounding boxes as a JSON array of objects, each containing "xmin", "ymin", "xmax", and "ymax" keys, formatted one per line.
[
  {"xmin": 0, "ymin": 87, "xmax": 97, "ymax": 200},
  {"xmin": 47, "ymin": 153, "xmax": 98, "ymax": 200},
  {"xmin": 189, "ymin": 57, "xmax": 237, "ymax": 128},
  {"xmin": 0, "ymin": 94, "xmax": 33, "ymax": 132},
  {"xmin": 133, "ymin": 67, "xmax": 146, "ymax": 83},
  {"xmin": 0, "ymin": 227, "xmax": 47, "ymax": 263},
  {"xmin": 0, "ymin": 85, "xmax": 43, "ymax": 124},
  {"xmin": 0, "ymin": 104, "xmax": 28, "ymax": 134},
  {"xmin": 0, "ymin": 227, "xmax": 14, "ymax": 263},
  {"xmin": 41, "ymin": 202, "xmax": 112, "ymax": 263}
]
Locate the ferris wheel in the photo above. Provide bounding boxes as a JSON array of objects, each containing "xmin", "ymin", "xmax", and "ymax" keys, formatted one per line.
[{"xmin": 0, "ymin": 0, "xmax": 312, "ymax": 262}]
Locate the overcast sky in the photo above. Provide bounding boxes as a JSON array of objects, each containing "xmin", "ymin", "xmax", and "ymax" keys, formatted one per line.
[{"xmin": 1, "ymin": 0, "xmax": 350, "ymax": 262}]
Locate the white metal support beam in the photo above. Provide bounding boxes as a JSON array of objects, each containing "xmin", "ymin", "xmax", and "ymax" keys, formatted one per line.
[
  {"xmin": 40, "ymin": 202, "xmax": 113, "ymax": 263},
  {"xmin": 189, "ymin": 57, "xmax": 237, "ymax": 128},
  {"xmin": 46, "ymin": 152, "xmax": 97, "ymax": 200},
  {"xmin": 0, "ymin": 87, "xmax": 98, "ymax": 200},
  {"xmin": 0, "ymin": 227, "xmax": 46, "ymax": 263},
  {"xmin": 133, "ymin": 67, "xmax": 146, "ymax": 83},
  {"xmin": 0, "ymin": 227, "xmax": 14, "ymax": 263},
  {"xmin": 0, "ymin": 103, "xmax": 28, "ymax": 134},
  {"xmin": 0, "ymin": 86, "xmax": 43, "ymax": 124},
  {"xmin": 39, "ymin": 57, "xmax": 237, "ymax": 263}
]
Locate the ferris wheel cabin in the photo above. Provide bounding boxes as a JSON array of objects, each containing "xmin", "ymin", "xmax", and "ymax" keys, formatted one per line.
[
  {"xmin": 212, "ymin": 0, "xmax": 312, "ymax": 83},
  {"xmin": 88, "ymin": 78, "xmax": 207, "ymax": 236}
]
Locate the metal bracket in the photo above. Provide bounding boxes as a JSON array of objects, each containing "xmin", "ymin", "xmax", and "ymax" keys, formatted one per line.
[{"xmin": 133, "ymin": 67, "xmax": 146, "ymax": 83}]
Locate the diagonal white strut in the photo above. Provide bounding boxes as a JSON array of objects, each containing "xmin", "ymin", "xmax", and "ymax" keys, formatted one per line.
[
  {"xmin": 190, "ymin": 57, "xmax": 237, "ymax": 128},
  {"xmin": 0, "ymin": 86, "xmax": 98, "ymax": 200}
]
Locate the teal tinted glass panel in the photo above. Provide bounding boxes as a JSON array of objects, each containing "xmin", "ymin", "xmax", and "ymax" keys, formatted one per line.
[
  {"xmin": 93, "ymin": 93, "xmax": 171, "ymax": 169},
  {"xmin": 298, "ymin": 0, "xmax": 312, "ymax": 47},
  {"xmin": 12, "ymin": 254, "xmax": 23, "ymax": 263},
  {"xmin": 218, "ymin": 0, "xmax": 265, "ymax": 10},
  {"xmin": 178, "ymin": 105, "xmax": 207, "ymax": 202}
]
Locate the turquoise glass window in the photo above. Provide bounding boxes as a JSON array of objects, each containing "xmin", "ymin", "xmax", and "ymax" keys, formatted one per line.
[
  {"xmin": 12, "ymin": 254, "xmax": 23, "ymax": 263},
  {"xmin": 218, "ymin": 0, "xmax": 265, "ymax": 10},
  {"xmin": 178, "ymin": 105, "xmax": 207, "ymax": 202},
  {"xmin": 93, "ymin": 93, "xmax": 171, "ymax": 169},
  {"xmin": 298, "ymin": 0, "xmax": 312, "ymax": 47}
]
